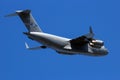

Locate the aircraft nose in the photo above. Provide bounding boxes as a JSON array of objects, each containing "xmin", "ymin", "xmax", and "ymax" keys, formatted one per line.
[{"xmin": 103, "ymin": 49, "xmax": 109, "ymax": 55}]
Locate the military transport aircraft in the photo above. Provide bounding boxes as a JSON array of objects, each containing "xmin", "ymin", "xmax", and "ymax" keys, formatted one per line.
[{"xmin": 6, "ymin": 9, "xmax": 108, "ymax": 56}]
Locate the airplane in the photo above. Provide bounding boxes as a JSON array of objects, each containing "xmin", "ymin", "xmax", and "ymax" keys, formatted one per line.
[{"xmin": 6, "ymin": 9, "xmax": 108, "ymax": 56}]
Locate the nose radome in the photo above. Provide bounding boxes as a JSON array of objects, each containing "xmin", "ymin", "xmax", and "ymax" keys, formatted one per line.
[{"xmin": 103, "ymin": 49, "xmax": 109, "ymax": 55}]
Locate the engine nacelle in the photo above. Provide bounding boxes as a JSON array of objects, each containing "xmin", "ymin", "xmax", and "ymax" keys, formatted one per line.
[{"xmin": 90, "ymin": 40, "xmax": 104, "ymax": 48}]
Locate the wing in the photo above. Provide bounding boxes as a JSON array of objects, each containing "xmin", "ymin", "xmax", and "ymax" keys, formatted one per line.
[
  {"xmin": 70, "ymin": 27, "xmax": 94, "ymax": 47},
  {"xmin": 70, "ymin": 36, "xmax": 89, "ymax": 47},
  {"xmin": 25, "ymin": 42, "xmax": 47, "ymax": 50}
]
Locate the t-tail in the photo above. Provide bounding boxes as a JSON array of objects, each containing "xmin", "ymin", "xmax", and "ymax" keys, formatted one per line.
[{"xmin": 5, "ymin": 9, "xmax": 42, "ymax": 32}]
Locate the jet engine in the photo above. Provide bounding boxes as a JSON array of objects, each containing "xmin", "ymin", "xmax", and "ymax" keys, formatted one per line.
[{"xmin": 89, "ymin": 40, "xmax": 104, "ymax": 48}]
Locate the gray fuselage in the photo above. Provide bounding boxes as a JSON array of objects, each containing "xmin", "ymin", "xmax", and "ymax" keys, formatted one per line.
[{"xmin": 26, "ymin": 32, "xmax": 108, "ymax": 56}]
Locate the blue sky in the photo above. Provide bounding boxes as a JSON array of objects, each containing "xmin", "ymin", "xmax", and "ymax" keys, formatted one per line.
[{"xmin": 0, "ymin": 0, "xmax": 120, "ymax": 80}]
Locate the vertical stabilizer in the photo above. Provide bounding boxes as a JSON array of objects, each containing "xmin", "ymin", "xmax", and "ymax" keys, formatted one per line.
[
  {"xmin": 6, "ymin": 9, "xmax": 42, "ymax": 32},
  {"xmin": 16, "ymin": 10, "xmax": 42, "ymax": 32}
]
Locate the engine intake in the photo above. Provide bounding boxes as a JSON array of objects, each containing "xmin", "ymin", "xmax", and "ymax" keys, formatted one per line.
[{"xmin": 90, "ymin": 40, "xmax": 104, "ymax": 48}]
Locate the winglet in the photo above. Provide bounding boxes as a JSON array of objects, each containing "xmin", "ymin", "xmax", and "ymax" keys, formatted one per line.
[
  {"xmin": 25, "ymin": 42, "xmax": 29, "ymax": 49},
  {"xmin": 89, "ymin": 26, "xmax": 93, "ymax": 34},
  {"xmin": 83, "ymin": 26, "xmax": 94, "ymax": 39},
  {"xmin": 25, "ymin": 42, "xmax": 47, "ymax": 50},
  {"xmin": 89, "ymin": 26, "xmax": 94, "ymax": 37}
]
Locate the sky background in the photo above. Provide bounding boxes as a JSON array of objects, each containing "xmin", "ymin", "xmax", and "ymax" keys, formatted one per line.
[{"xmin": 0, "ymin": 0, "xmax": 120, "ymax": 80}]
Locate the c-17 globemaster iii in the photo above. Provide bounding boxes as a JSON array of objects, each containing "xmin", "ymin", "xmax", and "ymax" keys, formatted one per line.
[{"xmin": 6, "ymin": 9, "xmax": 108, "ymax": 56}]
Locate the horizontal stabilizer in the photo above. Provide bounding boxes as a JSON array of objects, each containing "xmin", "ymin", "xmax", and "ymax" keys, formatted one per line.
[
  {"xmin": 5, "ymin": 10, "xmax": 27, "ymax": 17},
  {"xmin": 5, "ymin": 13, "xmax": 17, "ymax": 17}
]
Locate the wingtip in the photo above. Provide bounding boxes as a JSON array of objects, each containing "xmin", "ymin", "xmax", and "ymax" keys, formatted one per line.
[
  {"xmin": 89, "ymin": 26, "xmax": 93, "ymax": 34},
  {"xmin": 25, "ymin": 42, "xmax": 29, "ymax": 49}
]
